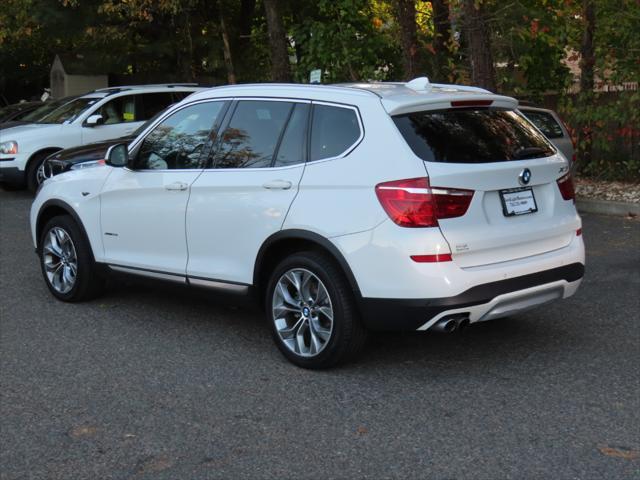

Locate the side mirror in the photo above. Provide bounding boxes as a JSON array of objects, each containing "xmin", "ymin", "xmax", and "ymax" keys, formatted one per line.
[
  {"xmin": 85, "ymin": 114, "xmax": 104, "ymax": 127},
  {"xmin": 105, "ymin": 143, "xmax": 129, "ymax": 167}
]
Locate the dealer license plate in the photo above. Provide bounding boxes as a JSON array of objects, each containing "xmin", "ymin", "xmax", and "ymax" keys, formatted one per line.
[{"xmin": 500, "ymin": 188, "xmax": 538, "ymax": 216}]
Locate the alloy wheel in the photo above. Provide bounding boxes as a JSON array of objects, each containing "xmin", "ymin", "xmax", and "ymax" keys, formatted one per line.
[
  {"xmin": 272, "ymin": 268, "xmax": 334, "ymax": 357},
  {"xmin": 42, "ymin": 227, "xmax": 78, "ymax": 294}
]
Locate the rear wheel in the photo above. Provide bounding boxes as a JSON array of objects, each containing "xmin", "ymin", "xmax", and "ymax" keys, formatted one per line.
[
  {"xmin": 39, "ymin": 215, "xmax": 104, "ymax": 302},
  {"xmin": 265, "ymin": 251, "xmax": 366, "ymax": 369}
]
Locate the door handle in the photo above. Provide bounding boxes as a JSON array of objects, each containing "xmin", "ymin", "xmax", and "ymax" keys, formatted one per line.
[
  {"xmin": 262, "ymin": 180, "xmax": 292, "ymax": 190},
  {"xmin": 165, "ymin": 181, "xmax": 189, "ymax": 191}
]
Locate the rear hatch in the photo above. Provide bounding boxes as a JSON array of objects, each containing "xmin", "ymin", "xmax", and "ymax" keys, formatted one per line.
[{"xmin": 392, "ymin": 105, "xmax": 577, "ymax": 268}]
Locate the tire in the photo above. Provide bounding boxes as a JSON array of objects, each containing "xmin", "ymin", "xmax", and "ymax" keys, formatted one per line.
[
  {"xmin": 39, "ymin": 215, "xmax": 104, "ymax": 302},
  {"xmin": 265, "ymin": 251, "xmax": 367, "ymax": 369},
  {"xmin": 27, "ymin": 151, "xmax": 55, "ymax": 193}
]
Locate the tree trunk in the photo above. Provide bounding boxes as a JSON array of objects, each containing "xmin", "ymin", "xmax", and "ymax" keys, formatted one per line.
[
  {"xmin": 578, "ymin": 0, "xmax": 595, "ymax": 167},
  {"xmin": 394, "ymin": 0, "xmax": 419, "ymax": 80},
  {"xmin": 462, "ymin": 0, "xmax": 496, "ymax": 91},
  {"xmin": 220, "ymin": 13, "xmax": 237, "ymax": 84},
  {"xmin": 263, "ymin": 0, "xmax": 291, "ymax": 82},
  {"xmin": 431, "ymin": 0, "xmax": 452, "ymax": 82}
]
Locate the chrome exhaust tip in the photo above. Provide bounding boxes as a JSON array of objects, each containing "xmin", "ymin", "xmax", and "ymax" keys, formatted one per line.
[
  {"xmin": 431, "ymin": 318, "xmax": 458, "ymax": 333},
  {"xmin": 430, "ymin": 315, "xmax": 470, "ymax": 333}
]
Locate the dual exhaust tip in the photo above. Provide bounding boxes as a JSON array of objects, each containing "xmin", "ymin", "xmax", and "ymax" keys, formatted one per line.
[{"xmin": 430, "ymin": 314, "xmax": 470, "ymax": 333}]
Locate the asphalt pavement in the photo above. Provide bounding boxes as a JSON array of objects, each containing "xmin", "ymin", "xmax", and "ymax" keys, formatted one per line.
[{"xmin": 1, "ymin": 188, "xmax": 639, "ymax": 479}]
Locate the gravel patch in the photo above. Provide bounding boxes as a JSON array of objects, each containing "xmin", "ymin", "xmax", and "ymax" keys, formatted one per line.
[{"xmin": 575, "ymin": 177, "xmax": 640, "ymax": 203}]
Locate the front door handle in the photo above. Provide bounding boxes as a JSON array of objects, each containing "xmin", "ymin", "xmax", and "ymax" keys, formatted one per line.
[
  {"xmin": 165, "ymin": 181, "xmax": 189, "ymax": 191},
  {"xmin": 262, "ymin": 179, "xmax": 292, "ymax": 190}
]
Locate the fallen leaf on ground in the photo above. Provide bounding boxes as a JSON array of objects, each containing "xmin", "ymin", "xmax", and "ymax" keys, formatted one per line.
[
  {"xmin": 69, "ymin": 425, "xmax": 97, "ymax": 438},
  {"xmin": 598, "ymin": 446, "xmax": 640, "ymax": 460}
]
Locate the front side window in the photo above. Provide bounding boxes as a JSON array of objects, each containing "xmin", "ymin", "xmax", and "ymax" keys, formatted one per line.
[
  {"xmin": 215, "ymin": 100, "xmax": 294, "ymax": 169},
  {"xmin": 96, "ymin": 95, "xmax": 137, "ymax": 124},
  {"xmin": 393, "ymin": 108, "xmax": 555, "ymax": 163},
  {"xmin": 310, "ymin": 104, "xmax": 361, "ymax": 161},
  {"xmin": 133, "ymin": 101, "xmax": 226, "ymax": 170}
]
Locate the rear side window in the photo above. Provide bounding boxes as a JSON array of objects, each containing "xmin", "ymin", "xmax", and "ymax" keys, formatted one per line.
[
  {"xmin": 274, "ymin": 103, "xmax": 310, "ymax": 167},
  {"xmin": 310, "ymin": 104, "xmax": 361, "ymax": 161},
  {"xmin": 137, "ymin": 92, "xmax": 175, "ymax": 121},
  {"xmin": 393, "ymin": 108, "xmax": 555, "ymax": 163},
  {"xmin": 215, "ymin": 100, "xmax": 294, "ymax": 169},
  {"xmin": 521, "ymin": 110, "xmax": 564, "ymax": 139}
]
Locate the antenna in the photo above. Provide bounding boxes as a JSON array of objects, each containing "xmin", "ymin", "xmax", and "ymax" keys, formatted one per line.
[{"xmin": 406, "ymin": 77, "xmax": 431, "ymax": 91}]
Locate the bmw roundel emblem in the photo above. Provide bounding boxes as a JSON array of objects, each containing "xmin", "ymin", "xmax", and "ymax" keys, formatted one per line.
[{"xmin": 519, "ymin": 168, "xmax": 532, "ymax": 185}]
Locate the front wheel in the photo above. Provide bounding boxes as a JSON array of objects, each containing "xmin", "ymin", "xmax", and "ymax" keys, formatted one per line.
[
  {"xmin": 39, "ymin": 215, "xmax": 104, "ymax": 302},
  {"xmin": 265, "ymin": 251, "xmax": 367, "ymax": 369}
]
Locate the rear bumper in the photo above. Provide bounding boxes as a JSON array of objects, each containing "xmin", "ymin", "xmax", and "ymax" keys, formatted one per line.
[{"xmin": 359, "ymin": 263, "xmax": 584, "ymax": 331}]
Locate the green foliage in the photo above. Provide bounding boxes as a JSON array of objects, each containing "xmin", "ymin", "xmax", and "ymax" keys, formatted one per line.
[
  {"xmin": 290, "ymin": 0, "xmax": 400, "ymax": 83},
  {"xmin": 0, "ymin": 0, "xmax": 638, "ymax": 179}
]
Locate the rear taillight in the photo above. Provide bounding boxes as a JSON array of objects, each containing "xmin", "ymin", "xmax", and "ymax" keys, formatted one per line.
[
  {"xmin": 375, "ymin": 177, "xmax": 474, "ymax": 228},
  {"xmin": 557, "ymin": 173, "xmax": 575, "ymax": 202}
]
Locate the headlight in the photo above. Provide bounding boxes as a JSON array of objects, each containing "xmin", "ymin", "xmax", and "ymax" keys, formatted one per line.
[
  {"xmin": 70, "ymin": 159, "xmax": 106, "ymax": 170},
  {"xmin": 0, "ymin": 141, "xmax": 18, "ymax": 155}
]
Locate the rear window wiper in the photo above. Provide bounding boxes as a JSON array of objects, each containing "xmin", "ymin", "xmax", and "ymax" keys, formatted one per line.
[{"xmin": 512, "ymin": 147, "xmax": 548, "ymax": 159}]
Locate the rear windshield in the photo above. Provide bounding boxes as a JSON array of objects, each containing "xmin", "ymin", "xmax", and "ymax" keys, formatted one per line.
[
  {"xmin": 393, "ymin": 108, "xmax": 555, "ymax": 163},
  {"xmin": 520, "ymin": 110, "xmax": 564, "ymax": 139}
]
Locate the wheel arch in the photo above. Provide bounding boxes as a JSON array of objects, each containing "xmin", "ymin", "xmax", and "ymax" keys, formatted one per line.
[
  {"xmin": 253, "ymin": 229, "xmax": 362, "ymax": 303},
  {"xmin": 35, "ymin": 199, "xmax": 95, "ymax": 261},
  {"xmin": 27, "ymin": 147, "xmax": 63, "ymax": 170}
]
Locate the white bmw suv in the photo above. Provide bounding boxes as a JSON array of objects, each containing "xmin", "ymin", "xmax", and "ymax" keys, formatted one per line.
[
  {"xmin": 30, "ymin": 79, "xmax": 585, "ymax": 368},
  {"xmin": 0, "ymin": 84, "xmax": 203, "ymax": 191}
]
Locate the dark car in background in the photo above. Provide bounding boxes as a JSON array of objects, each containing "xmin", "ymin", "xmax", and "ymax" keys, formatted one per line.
[
  {"xmin": 0, "ymin": 96, "xmax": 78, "ymax": 131},
  {"xmin": 518, "ymin": 103, "xmax": 575, "ymax": 164},
  {"xmin": 38, "ymin": 109, "xmax": 166, "ymax": 185},
  {"xmin": 0, "ymin": 101, "xmax": 43, "ymax": 124}
]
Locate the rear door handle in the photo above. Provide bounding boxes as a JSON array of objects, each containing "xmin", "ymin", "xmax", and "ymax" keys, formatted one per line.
[
  {"xmin": 165, "ymin": 181, "xmax": 189, "ymax": 191},
  {"xmin": 262, "ymin": 180, "xmax": 292, "ymax": 190}
]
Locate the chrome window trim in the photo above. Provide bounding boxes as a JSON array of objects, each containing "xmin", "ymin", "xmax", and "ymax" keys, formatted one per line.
[
  {"xmin": 201, "ymin": 98, "xmax": 364, "ymax": 172},
  {"xmin": 124, "ymin": 96, "xmax": 364, "ymax": 173}
]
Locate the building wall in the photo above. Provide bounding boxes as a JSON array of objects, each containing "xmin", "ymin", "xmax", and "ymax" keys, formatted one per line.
[{"xmin": 64, "ymin": 75, "xmax": 108, "ymax": 97}]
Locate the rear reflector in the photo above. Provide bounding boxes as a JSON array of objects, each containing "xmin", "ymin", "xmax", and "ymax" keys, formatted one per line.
[
  {"xmin": 450, "ymin": 100, "xmax": 494, "ymax": 108},
  {"xmin": 557, "ymin": 173, "xmax": 576, "ymax": 202},
  {"xmin": 410, "ymin": 254, "xmax": 453, "ymax": 263},
  {"xmin": 375, "ymin": 177, "xmax": 474, "ymax": 228},
  {"xmin": 576, "ymin": 228, "xmax": 582, "ymax": 236}
]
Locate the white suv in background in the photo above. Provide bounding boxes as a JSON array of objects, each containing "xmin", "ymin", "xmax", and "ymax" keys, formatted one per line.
[
  {"xmin": 30, "ymin": 79, "xmax": 585, "ymax": 368},
  {"xmin": 0, "ymin": 84, "xmax": 203, "ymax": 191}
]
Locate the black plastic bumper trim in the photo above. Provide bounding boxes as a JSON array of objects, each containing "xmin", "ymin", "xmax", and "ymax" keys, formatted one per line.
[
  {"xmin": 359, "ymin": 263, "xmax": 585, "ymax": 331},
  {"xmin": 0, "ymin": 167, "xmax": 25, "ymax": 185}
]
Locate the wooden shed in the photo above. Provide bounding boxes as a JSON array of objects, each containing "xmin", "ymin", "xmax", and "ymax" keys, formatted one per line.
[{"xmin": 50, "ymin": 54, "xmax": 108, "ymax": 99}]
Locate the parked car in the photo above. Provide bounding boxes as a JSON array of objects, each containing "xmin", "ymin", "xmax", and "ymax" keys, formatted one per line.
[
  {"xmin": 0, "ymin": 101, "xmax": 43, "ymax": 123},
  {"xmin": 0, "ymin": 96, "xmax": 78, "ymax": 131},
  {"xmin": 31, "ymin": 79, "xmax": 584, "ymax": 369},
  {"xmin": 519, "ymin": 103, "xmax": 575, "ymax": 163},
  {"xmin": 37, "ymin": 109, "xmax": 169, "ymax": 185},
  {"xmin": 0, "ymin": 84, "xmax": 203, "ymax": 191}
]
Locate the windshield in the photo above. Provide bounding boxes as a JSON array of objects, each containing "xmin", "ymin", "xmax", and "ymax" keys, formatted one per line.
[
  {"xmin": 38, "ymin": 97, "xmax": 101, "ymax": 124},
  {"xmin": 22, "ymin": 98, "xmax": 75, "ymax": 122},
  {"xmin": 393, "ymin": 108, "xmax": 556, "ymax": 163}
]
